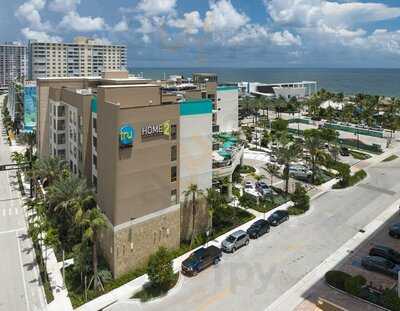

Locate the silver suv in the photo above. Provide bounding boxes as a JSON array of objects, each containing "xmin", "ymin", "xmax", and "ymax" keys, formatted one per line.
[{"xmin": 221, "ymin": 230, "xmax": 250, "ymax": 253}]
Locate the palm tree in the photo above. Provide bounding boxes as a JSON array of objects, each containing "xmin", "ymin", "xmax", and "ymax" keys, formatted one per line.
[
  {"xmin": 81, "ymin": 208, "xmax": 108, "ymax": 291},
  {"xmin": 47, "ymin": 175, "xmax": 92, "ymax": 218},
  {"xmin": 21, "ymin": 131, "xmax": 36, "ymax": 160},
  {"xmin": 11, "ymin": 152, "xmax": 26, "ymax": 172},
  {"xmin": 205, "ymin": 188, "xmax": 223, "ymax": 236},
  {"xmin": 33, "ymin": 157, "xmax": 68, "ymax": 187},
  {"xmin": 304, "ymin": 129, "xmax": 325, "ymax": 184},
  {"xmin": 183, "ymin": 184, "xmax": 204, "ymax": 247},
  {"xmin": 277, "ymin": 136, "xmax": 302, "ymax": 194},
  {"xmin": 264, "ymin": 163, "xmax": 280, "ymax": 186}
]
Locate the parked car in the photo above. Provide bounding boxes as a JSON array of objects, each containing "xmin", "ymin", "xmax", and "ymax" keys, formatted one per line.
[
  {"xmin": 369, "ymin": 245, "xmax": 400, "ymax": 264},
  {"xmin": 255, "ymin": 181, "xmax": 273, "ymax": 196},
  {"xmin": 361, "ymin": 256, "xmax": 400, "ymax": 279},
  {"xmin": 389, "ymin": 223, "xmax": 400, "ymax": 239},
  {"xmin": 221, "ymin": 230, "xmax": 250, "ymax": 253},
  {"xmin": 267, "ymin": 210, "xmax": 289, "ymax": 226},
  {"xmin": 339, "ymin": 147, "xmax": 350, "ymax": 156},
  {"xmin": 181, "ymin": 246, "xmax": 222, "ymax": 276},
  {"xmin": 244, "ymin": 181, "xmax": 253, "ymax": 190},
  {"xmin": 247, "ymin": 219, "xmax": 270, "ymax": 239},
  {"xmin": 289, "ymin": 164, "xmax": 312, "ymax": 180}
]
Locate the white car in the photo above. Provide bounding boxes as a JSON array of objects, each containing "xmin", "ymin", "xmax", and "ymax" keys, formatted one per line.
[{"xmin": 244, "ymin": 181, "xmax": 253, "ymax": 189}]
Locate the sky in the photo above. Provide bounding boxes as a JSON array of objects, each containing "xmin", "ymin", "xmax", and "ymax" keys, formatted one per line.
[{"xmin": 2, "ymin": 0, "xmax": 400, "ymax": 68}]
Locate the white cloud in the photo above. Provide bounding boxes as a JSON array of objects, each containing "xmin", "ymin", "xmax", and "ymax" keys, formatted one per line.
[
  {"xmin": 16, "ymin": 0, "xmax": 49, "ymax": 30},
  {"xmin": 21, "ymin": 27, "xmax": 62, "ymax": 42},
  {"xmin": 49, "ymin": 0, "xmax": 80, "ymax": 12},
  {"xmin": 265, "ymin": 0, "xmax": 400, "ymax": 28},
  {"xmin": 227, "ymin": 24, "xmax": 301, "ymax": 47},
  {"xmin": 168, "ymin": 11, "xmax": 203, "ymax": 34},
  {"xmin": 204, "ymin": 0, "xmax": 249, "ymax": 33},
  {"xmin": 271, "ymin": 30, "xmax": 302, "ymax": 46},
  {"xmin": 59, "ymin": 11, "xmax": 106, "ymax": 32},
  {"xmin": 137, "ymin": 0, "xmax": 176, "ymax": 16},
  {"xmin": 113, "ymin": 19, "xmax": 129, "ymax": 32}
]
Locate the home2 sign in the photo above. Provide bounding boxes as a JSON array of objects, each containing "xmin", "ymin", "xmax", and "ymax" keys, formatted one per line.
[{"xmin": 119, "ymin": 124, "xmax": 135, "ymax": 148}]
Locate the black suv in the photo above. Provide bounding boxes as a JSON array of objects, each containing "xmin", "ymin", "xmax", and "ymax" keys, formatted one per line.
[
  {"xmin": 181, "ymin": 246, "xmax": 222, "ymax": 276},
  {"xmin": 362, "ymin": 256, "xmax": 400, "ymax": 279},
  {"xmin": 369, "ymin": 245, "xmax": 400, "ymax": 264},
  {"xmin": 267, "ymin": 210, "xmax": 289, "ymax": 226},
  {"xmin": 340, "ymin": 147, "xmax": 350, "ymax": 156},
  {"xmin": 247, "ymin": 219, "xmax": 270, "ymax": 239},
  {"xmin": 389, "ymin": 224, "xmax": 400, "ymax": 239}
]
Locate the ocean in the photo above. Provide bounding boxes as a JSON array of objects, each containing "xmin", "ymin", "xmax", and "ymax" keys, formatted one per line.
[{"xmin": 129, "ymin": 68, "xmax": 400, "ymax": 97}]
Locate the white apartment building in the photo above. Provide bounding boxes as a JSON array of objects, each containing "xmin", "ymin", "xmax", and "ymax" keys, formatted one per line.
[
  {"xmin": 29, "ymin": 37, "xmax": 127, "ymax": 80},
  {"xmin": 0, "ymin": 43, "xmax": 27, "ymax": 89},
  {"xmin": 216, "ymin": 86, "xmax": 239, "ymax": 133},
  {"xmin": 238, "ymin": 81, "xmax": 318, "ymax": 99}
]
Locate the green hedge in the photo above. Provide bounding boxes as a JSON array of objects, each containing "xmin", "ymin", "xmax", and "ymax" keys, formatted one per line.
[
  {"xmin": 325, "ymin": 270, "xmax": 351, "ymax": 290},
  {"xmin": 325, "ymin": 270, "xmax": 400, "ymax": 310},
  {"xmin": 239, "ymin": 165, "xmax": 256, "ymax": 174},
  {"xmin": 333, "ymin": 170, "xmax": 367, "ymax": 189}
]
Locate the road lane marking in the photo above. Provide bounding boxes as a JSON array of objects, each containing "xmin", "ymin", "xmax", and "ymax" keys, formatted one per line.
[
  {"xmin": 16, "ymin": 232, "xmax": 31, "ymax": 311},
  {"xmin": 0, "ymin": 228, "xmax": 25, "ymax": 235}
]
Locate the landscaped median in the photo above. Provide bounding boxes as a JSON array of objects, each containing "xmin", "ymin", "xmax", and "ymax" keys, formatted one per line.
[{"xmin": 325, "ymin": 270, "xmax": 400, "ymax": 310}]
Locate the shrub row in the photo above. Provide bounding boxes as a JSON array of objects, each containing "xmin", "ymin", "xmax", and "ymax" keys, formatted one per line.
[
  {"xmin": 333, "ymin": 170, "xmax": 367, "ymax": 189},
  {"xmin": 325, "ymin": 270, "xmax": 400, "ymax": 310}
]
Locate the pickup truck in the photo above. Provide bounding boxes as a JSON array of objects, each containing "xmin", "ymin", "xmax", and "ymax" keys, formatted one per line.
[{"xmin": 181, "ymin": 245, "xmax": 222, "ymax": 276}]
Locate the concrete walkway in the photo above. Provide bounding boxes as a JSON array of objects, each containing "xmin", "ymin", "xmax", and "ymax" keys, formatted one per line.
[{"xmin": 12, "ymin": 138, "xmax": 73, "ymax": 311}]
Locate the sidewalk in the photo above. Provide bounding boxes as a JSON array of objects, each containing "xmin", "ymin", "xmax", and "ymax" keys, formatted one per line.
[{"xmin": 19, "ymin": 166, "xmax": 73, "ymax": 311}]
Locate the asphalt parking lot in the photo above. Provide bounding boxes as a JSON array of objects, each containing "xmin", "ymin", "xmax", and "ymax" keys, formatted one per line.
[{"xmin": 338, "ymin": 213, "xmax": 400, "ymax": 289}]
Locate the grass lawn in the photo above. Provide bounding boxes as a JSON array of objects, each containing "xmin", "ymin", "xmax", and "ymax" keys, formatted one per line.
[
  {"xmin": 350, "ymin": 150, "xmax": 372, "ymax": 160},
  {"xmin": 251, "ymin": 194, "xmax": 290, "ymax": 213},
  {"xmin": 382, "ymin": 155, "xmax": 399, "ymax": 162},
  {"xmin": 132, "ymin": 273, "xmax": 179, "ymax": 302}
]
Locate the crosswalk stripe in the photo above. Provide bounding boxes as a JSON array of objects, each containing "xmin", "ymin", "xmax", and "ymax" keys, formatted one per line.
[
  {"xmin": 2, "ymin": 209, "xmax": 4, "ymax": 217},
  {"xmin": 15, "ymin": 208, "xmax": 18, "ymax": 215},
  {"xmin": 8, "ymin": 208, "xmax": 11, "ymax": 216}
]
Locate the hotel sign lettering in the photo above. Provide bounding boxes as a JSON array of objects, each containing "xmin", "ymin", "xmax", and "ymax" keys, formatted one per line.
[
  {"xmin": 141, "ymin": 120, "xmax": 171, "ymax": 139},
  {"xmin": 119, "ymin": 124, "xmax": 135, "ymax": 148}
]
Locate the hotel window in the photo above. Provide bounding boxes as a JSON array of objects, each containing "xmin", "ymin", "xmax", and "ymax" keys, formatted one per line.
[
  {"xmin": 93, "ymin": 154, "xmax": 97, "ymax": 169},
  {"xmin": 171, "ymin": 145, "xmax": 177, "ymax": 162},
  {"xmin": 170, "ymin": 190, "xmax": 177, "ymax": 204},
  {"xmin": 171, "ymin": 166, "xmax": 177, "ymax": 183},
  {"xmin": 93, "ymin": 118, "xmax": 97, "ymax": 131},
  {"xmin": 171, "ymin": 124, "xmax": 177, "ymax": 140},
  {"xmin": 93, "ymin": 175, "xmax": 97, "ymax": 192}
]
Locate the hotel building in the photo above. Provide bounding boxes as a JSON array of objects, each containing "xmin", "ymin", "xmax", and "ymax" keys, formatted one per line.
[
  {"xmin": 37, "ymin": 71, "xmax": 215, "ymax": 276},
  {"xmin": 28, "ymin": 37, "xmax": 127, "ymax": 80},
  {"xmin": 0, "ymin": 43, "xmax": 27, "ymax": 89}
]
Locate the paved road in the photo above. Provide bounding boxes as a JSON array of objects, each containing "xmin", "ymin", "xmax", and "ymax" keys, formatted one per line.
[
  {"xmin": 108, "ymin": 153, "xmax": 400, "ymax": 311},
  {"xmin": 0, "ymin": 106, "xmax": 47, "ymax": 310}
]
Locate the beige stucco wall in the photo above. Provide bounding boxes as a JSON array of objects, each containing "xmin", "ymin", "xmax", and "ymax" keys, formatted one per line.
[{"xmin": 99, "ymin": 206, "xmax": 181, "ymax": 278}]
